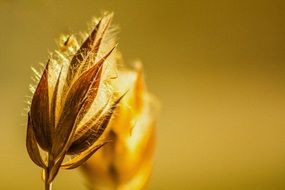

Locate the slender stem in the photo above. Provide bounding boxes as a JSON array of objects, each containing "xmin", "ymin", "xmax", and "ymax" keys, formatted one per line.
[
  {"xmin": 45, "ymin": 168, "xmax": 52, "ymax": 190},
  {"xmin": 45, "ymin": 181, "xmax": 52, "ymax": 190}
]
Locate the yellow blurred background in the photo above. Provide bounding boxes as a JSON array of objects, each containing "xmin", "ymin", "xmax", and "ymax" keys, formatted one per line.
[{"xmin": 0, "ymin": 0, "xmax": 285, "ymax": 189}]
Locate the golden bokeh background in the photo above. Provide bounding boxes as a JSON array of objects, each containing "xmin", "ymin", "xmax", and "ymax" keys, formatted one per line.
[{"xmin": 0, "ymin": 0, "xmax": 285, "ymax": 189}]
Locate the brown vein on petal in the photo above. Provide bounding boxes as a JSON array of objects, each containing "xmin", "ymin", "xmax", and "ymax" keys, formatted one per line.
[
  {"xmin": 50, "ymin": 67, "xmax": 62, "ymax": 133},
  {"xmin": 26, "ymin": 113, "xmax": 46, "ymax": 169},
  {"xmin": 61, "ymin": 142, "xmax": 109, "ymax": 170},
  {"xmin": 30, "ymin": 60, "xmax": 51, "ymax": 151}
]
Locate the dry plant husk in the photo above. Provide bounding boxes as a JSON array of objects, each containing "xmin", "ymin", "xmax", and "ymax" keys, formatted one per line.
[{"xmin": 26, "ymin": 13, "xmax": 127, "ymax": 189}]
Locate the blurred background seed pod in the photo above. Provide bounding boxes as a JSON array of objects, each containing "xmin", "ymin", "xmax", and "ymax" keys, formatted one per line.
[{"xmin": 82, "ymin": 62, "xmax": 158, "ymax": 190}]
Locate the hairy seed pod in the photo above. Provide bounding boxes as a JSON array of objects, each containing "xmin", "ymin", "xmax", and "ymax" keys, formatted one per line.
[{"xmin": 26, "ymin": 13, "xmax": 127, "ymax": 189}]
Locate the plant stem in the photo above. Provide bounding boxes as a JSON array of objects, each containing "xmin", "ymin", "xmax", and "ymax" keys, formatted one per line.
[
  {"xmin": 45, "ymin": 168, "xmax": 52, "ymax": 190},
  {"xmin": 45, "ymin": 181, "xmax": 52, "ymax": 190}
]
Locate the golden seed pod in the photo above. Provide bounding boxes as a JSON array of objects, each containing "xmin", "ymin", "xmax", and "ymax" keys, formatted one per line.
[
  {"xmin": 26, "ymin": 13, "xmax": 125, "ymax": 189},
  {"xmin": 82, "ymin": 63, "xmax": 157, "ymax": 190}
]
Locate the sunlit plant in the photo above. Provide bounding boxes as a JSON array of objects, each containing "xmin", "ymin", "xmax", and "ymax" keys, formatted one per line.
[{"xmin": 26, "ymin": 13, "xmax": 157, "ymax": 190}]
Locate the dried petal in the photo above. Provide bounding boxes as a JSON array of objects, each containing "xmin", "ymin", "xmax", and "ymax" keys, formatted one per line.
[
  {"xmin": 64, "ymin": 19, "xmax": 101, "ymax": 87},
  {"xmin": 62, "ymin": 142, "xmax": 109, "ymax": 170},
  {"xmin": 86, "ymin": 14, "xmax": 113, "ymax": 67},
  {"xmin": 76, "ymin": 46, "xmax": 116, "ymax": 122},
  {"xmin": 67, "ymin": 94, "xmax": 123, "ymax": 154},
  {"xmin": 50, "ymin": 67, "xmax": 62, "ymax": 130},
  {"xmin": 30, "ymin": 60, "xmax": 51, "ymax": 151},
  {"xmin": 26, "ymin": 113, "xmax": 46, "ymax": 169},
  {"xmin": 64, "ymin": 14, "xmax": 112, "ymax": 88},
  {"xmin": 66, "ymin": 102, "xmax": 108, "ymax": 155}
]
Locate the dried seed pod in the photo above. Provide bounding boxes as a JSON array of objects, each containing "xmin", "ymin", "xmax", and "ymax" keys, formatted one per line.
[{"xmin": 26, "ymin": 13, "xmax": 124, "ymax": 189}]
